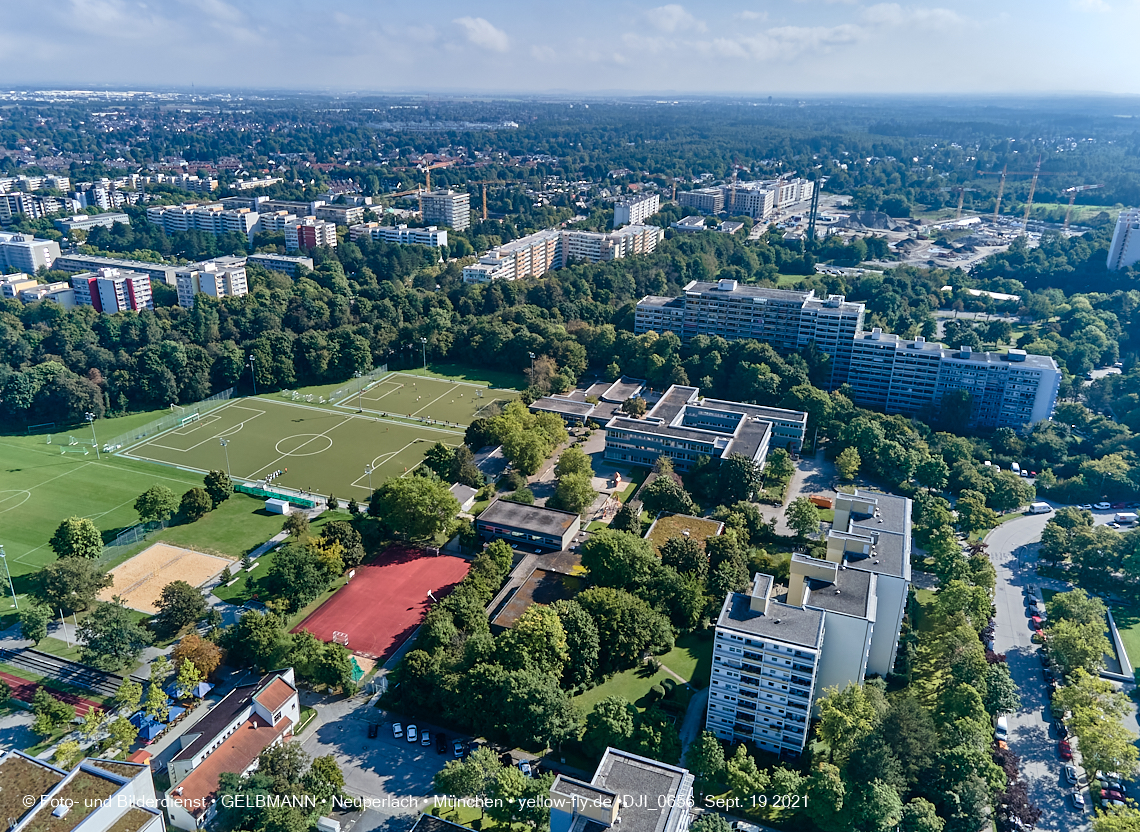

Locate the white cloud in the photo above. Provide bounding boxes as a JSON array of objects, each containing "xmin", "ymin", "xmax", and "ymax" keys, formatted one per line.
[
  {"xmin": 530, "ymin": 44, "xmax": 557, "ymax": 62},
  {"xmin": 645, "ymin": 4, "xmax": 706, "ymax": 33},
  {"xmin": 735, "ymin": 10, "xmax": 767, "ymax": 21},
  {"xmin": 453, "ymin": 16, "xmax": 509, "ymax": 52},
  {"xmin": 862, "ymin": 4, "xmax": 965, "ymax": 27}
]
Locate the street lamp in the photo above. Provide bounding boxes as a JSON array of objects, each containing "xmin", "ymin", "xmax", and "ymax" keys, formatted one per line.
[
  {"xmin": 354, "ymin": 371, "xmax": 364, "ymax": 412},
  {"xmin": 219, "ymin": 439, "xmax": 231, "ymax": 478},
  {"xmin": 420, "ymin": 337, "xmax": 428, "ymax": 371},
  {"xmin": 85, "ymin": 411, "xmax": 100, "ymax": 459},
  {"xmin": 0, "ymin": 546, "xmax": 17, "ymax": 611},
  {"xmin": 248, "ymin": 355, "xmax": 258, "ymax": 396},
  {"xmin": 365, "ymin": 466, "xmax": 374, "ymax": 492},
  {"xmin": 528, "ymin": 351, "xmax": 536, "ymax": 377}
]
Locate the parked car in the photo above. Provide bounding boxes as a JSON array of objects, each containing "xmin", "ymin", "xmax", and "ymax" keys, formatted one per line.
[
  {"xmin": 422, "ymin": 730, "xmax": 431, "ymax": 747},
  {"xmin": 407, "ymin": 724, "xmax": 418, "ymax": 743},
  {"xmin": 1059, "ymin": 740, "xmax": 1073, "ymax": 760},
  {"xmin": 1100, "ymin": 788, "xmax": 1126, "ymax": 802},
  {"xmin": 1079, "ymin": 504, "xmax": 1093, "ymax": 511},
  {"xmin": 1065, "ymin": 764, "xmax": 1080, "ymax": 785},
  {"xmin": 453, "ymin": 739, "xmax": 465, "ymax": 758},
  {"xmin": 1095, "ymin": 502, "xmax": 1112, "ymax": 510},
  {"xmin": 368, "ymin": 722, "xmax": 378, "ymax": 739},
  {"xmin": 437, "ymin": 733, "xmax": 448, "ymax": 754},
  {"xmin": 393, "ymin": 723, "xmax": 403, "ymax": 739},
  {"xmin": 1031, "ymin": 615, "xmax": 1044, "ymax": 630},
  {"xmin": 1072, "ymin": 791, "xmax": 1085, "ymax": 809},
  {"xmin": 1054, "ymin": 720, "xmax": 1069, "ymax": 738},
  {"xmin": 1112, "ymin": 502, "xmax": 1128, "ymax": 510},
  {"xmin": 518, "ymin": 760, "xmax": 533, "ymax": 778}
]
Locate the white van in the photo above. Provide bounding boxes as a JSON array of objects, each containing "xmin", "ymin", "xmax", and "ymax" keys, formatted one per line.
[
  {"xmin": 994, "ymin": 715, "xmax": 1009, "ymax": 741},
  {"xmin": 1028, "ymin": 502, "xmax": 1052, "ymax": 515}
]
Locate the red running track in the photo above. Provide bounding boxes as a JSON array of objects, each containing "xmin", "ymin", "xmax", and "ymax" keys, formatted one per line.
[
  {"xmin": 292, "ymin": 545, "xmax": 471, "ymax": 661},
  {"xmin": 0, "ymin": 671, "xmax": 100, "ymax": 715}
]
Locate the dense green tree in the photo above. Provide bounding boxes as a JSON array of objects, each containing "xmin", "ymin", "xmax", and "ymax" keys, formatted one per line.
[
  {"xmin": 577, "ymin": 586, "xmax": 673, "ymax": 674},
  {"xmin": 552, "ymin": 599, "xmax": 600, "ymax": 689},
  {"xmin": 369, "ymin": 476, "xmax": 460, "ymax": 540},
  {"xmin": 583, "ymin": 695, "xmax": 637, "ymax": 756},
  {"xmin": 610, "ymin": 500, "xmax": 643, "ymax": 535},
  {"xmin": 203, "ymin": 470, "xmax": 233, "ymax": 507},
  {"xmin": 836, "ymin": 447, "xmax": 861, "ymax": 481},
  {"xmin": 685, "ymin": 731, "xmax": 726, "ymax": 784},
  {"xmin": 786, "ymin": 496, "xmax": 821, "ymax": 538},
  {"xmin": 319, "ymin": 520, "xmax": 365, "ymax": 569},
  {"xmin": 179, "ymin": 487, "xmax": 213, "ymax": 521},
  {"xmin": 954, "ymin": 490, "xmax": 998, "ymax": 533},
  {"xmin": 31, "ymin": 687, "xmax": 76, "ymax": 736},
  {"xmin": 36, "ymin": 557, "xmax": 112, "ymax": 613},
  {"xmin": 155, "ymin": 580, "xmax": 208, "ymax": 635},
  {"xmin": 18, "ymin": 603, "xmax": 52, "ymax": 645},
  {"xmin": 640, "ymin": 475, "xmax": 697, "ymax": 516},
  {"xmin": 551, "ymin": 472, "xmax": 596, "ymax": 514},
  {"xmin": 134, "ymin": 484, "xmax": 179, "ymax": 524},
  {"xmin": 79, "ymin": 599, "xmax": 152, "ymax": 671},
  {"xmin": 48, "ymin": 517, "xmax": 103, "ymax": 559},
  {"xmin": 555, "ymin": 447, "xmax": 594, "ymax": 479},
  {"xmin": 221, "ymin": 610, "xmax": 292, "ymax": 671},
  {"xmin": 580, "ymin": 530, "xmax": 658, "ymax": 590},
  {"xmin": 660, "ymin": 535, "xmax": 708, "ymax": 580}
]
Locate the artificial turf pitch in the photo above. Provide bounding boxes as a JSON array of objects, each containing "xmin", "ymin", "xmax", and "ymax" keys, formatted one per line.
[
  {"xmin": 121, "ymin": 396, "xmax": 465, "ymax": 500},
  {"xmin": 335, "ymin": 372, "xmax": 515, "ymax": 425},
  {"xmin": 291, "ymin": 545, "xmax": 471, "ymax": 660}
]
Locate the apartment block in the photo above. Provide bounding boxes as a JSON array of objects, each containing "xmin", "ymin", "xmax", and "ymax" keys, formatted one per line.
[
  {"xmin": 257, "ymin": 210, "xmax": 299, "ymax": 232},
  {"xmin": 285, "ymin": 218, "xmax": 338, "ymax": 251},
  {"xmin": 707, "ymin": 488, "xmax": 911, "ymax": 756},
  {"xmin": 0, "ymin": 192, "xmax": 72, "ymax": 220},
  {"xmin": 175, "ymin": 256, "xmax": 249, "ymax": 308},
  {"xmin": 548, "ymin": 748, "xmax": 694, "ymax": 832},
  {"xmin": 848, "ymin": 328, "xmax": 1061, "ymax": 429},
  {"xmin": 72, "ymin": 269, "xmax": 153, "ymax": 313},
  {"xmin": 314, "ymin": 203, "xmax": 365, "ymax": 225},
  {"xmin": 678, "ymin": 187, "xmax": 724, "ymax": 214},
  {"xmin": 19, "ymin": 281, "xmax": 74, "ymax": 308},
  {"xmin": 635, "ymin": 280, "xmax": 864, "ymax": 386},
  {"xmin": 350, "ymin": 222, "xmax": 448, "ymax": 247},
  {"xmin": 0, "ymin": 751, "xmax": 164, "ymax": 832},
  {"xmin": 231, "ymin": 176, "xmax": 283, "ymax": 191},
  {"xmin": 462, "ymin": 225, "xmax": 662, "ymax": 283},
  {"xmin": 54, "ymin": 212, "xmax": 131, "ymax": 235},
  {"xmin": 420, "ymin": 189, "xmax": 470, "ymax": 231},
  {"xmin": 258, "ymin": 199, "xmax": 324, "ymax": 216},
  {"xmin": 146, "ymin": 203, "xmax": 259, "ymax": 242},
  {"xmin": 246, "ymin": 253, "xmax": 313, "ymax": 275},
  {"xmin": 604, "ymin": 384, "xmax": 807, "ymax": 472},
  {"xmin": 613, "ymin": 192, "xmax": 661, "ymax": 228},
  {"xmin": 1, "ymin": 274, "xmax": 38, "ymax": 299},
  {"xmin": 0, "ymin": 231, "xmax": 60, "ymax": 273},
  {"xmin": 1108, "ymin": 208, "xmax": 1140, "ymax": 271},
  {"xmin": 724, "ymin": 182, "xmax": 775, "ymax": 220},
  {"xmin": 54, "ymin": 253, "xmax": 179, "ymax": 286}
]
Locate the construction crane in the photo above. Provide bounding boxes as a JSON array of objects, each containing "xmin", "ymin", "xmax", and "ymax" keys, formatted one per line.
[
  {"xmin": 466, "ymin": 180, "xmax": 511, "ymax": 221},
  {"xmin": 805, "ymin": 182, "xmax": 822, "ymax": 251},
  {"xmin": 979, "ymin": 162, "xmax": 1061, "ymax": 227},
  {"xmin": 1062, "ymin": 184, "xmax": 1104, "ymax": 229},
  {"xmin": 420, "ymin": 160, "xmax": 455, "ymax": 192},
  {"xmin": 728, "ymin": 165, "xmax": 739, "ymax": 212},
  {"xmin": 1021, "ymin": 156, "xmax": 1043, "ymax": 229},
  {"xmin": 937, "ymin": 186, "xmax": 979, "ymax": 219}
]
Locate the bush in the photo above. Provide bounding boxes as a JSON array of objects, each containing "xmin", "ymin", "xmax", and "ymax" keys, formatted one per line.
[{"xmin": 498, "ymin": 471, "xmax": 527, "ymax": 492}]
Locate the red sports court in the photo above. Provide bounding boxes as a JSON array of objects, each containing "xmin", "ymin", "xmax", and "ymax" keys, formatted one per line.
[{"xmin": 292, "ymin": 545, "xmax": 470, "ymax": 660}]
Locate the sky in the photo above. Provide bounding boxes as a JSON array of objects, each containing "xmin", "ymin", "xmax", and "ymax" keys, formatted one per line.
[{"xmin": 1, "ymin": 0, "xmax": 1137, "ymax": 96}]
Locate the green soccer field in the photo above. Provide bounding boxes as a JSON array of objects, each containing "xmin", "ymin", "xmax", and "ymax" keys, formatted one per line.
[
  {"xmin": 122, "ymin": 397, "xmax": 465, "ymax": 500},
  {"xmin": 0, "ymin": 435, "xmax": 202, "ymax": 581},
  {"xmin": 337, "ymin": 372, "xmax": 516, "ymax": 426}
]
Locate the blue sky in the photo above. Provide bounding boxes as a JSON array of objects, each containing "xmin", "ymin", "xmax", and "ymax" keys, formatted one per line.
[{"xmin": 1, "ymin": 0, "xmax": 1135, "ymax": 95}]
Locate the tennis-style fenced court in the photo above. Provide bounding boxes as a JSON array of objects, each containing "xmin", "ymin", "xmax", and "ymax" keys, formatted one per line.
[{"xmin": 121, "ymin": 397, "xmax": 464, "ymax": 499}]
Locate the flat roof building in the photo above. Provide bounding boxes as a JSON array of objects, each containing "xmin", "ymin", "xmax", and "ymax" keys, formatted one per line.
[
  {"xmin": 72, "ymin": 268, "xmax": 153, "ymax": 313},
  {"xmin": 529, "ymin": 395, "xmax": 597, "ymax": 425},
  {"xmin": 349, "ymin": 223, "xmax": 448, "ymax": 248},
  {"xmin": 246, "ymin": 253, "xmax": 313, "ymax": 276},
  {"xmin": 0, "ymin": 231, "xmax": 60, "ymax": 273},
  {"xmin": 1108, "ymin": 208, "xmax": 1140, "ymax": 271},
  {"xmin": 313, "ymin": 204, "xmax": 365, "ymax": 226},
  {"xmin": 54, "ymin": 253, "xmax": 179, "ymax": 286},
  {"xmin": 604, "ymin": 384, "xmax": 807, "ymax": 473},
  {"xmin": 420, "ymin": 189, "xmax": 470, "ymax": 231},
  {"xmin": 54, "ymin": 213, "xmax": 131, "ymax": 235},
  {"xmin": 707, "ymin": 487, "xmax": 912, "ymax": 757},
  {"xmin": 175, "ymin": 256, "xmax": 249, "ymax": 308},
  {"xmin": 614, "ymin": 193, "xmax": 660, "ymax": 228},
  {"xmin": 476, "ymin": 499, "xmax": 583, "ymax": 551},
  {"xmin": 462, "ymin": 225, "xmax": 662, "ymax": 283},
  {"xmin": 678, "ymin": 187, "xmax": 724, "ymax": 215}
]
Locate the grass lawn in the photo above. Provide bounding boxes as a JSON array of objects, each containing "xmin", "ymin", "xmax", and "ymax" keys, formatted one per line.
[
  {"xmin": 776, "ymin": 274, "xmax": 809, "ymax": 287},
  {"xmin": 137, "ymin": 494, "xmax": 286, "ymax": 560},
  {"xmin": 212, "ymin": 548, "xmax": 277, "ymax": 604},
  {"xmin": 573, "ymin": 664, "xmax": 677, "ymax": 715},
  {"xmin": 645, "ymin": 514, "xmax": 723, "ymax": 552},
  {"xmin": 1111, "ymin": 606, "xmax": 1140, "ymax": 672},
  {"xmin": 818, "ymin": 508, "xmax": 835, "ymax": 524},
  {"xmin": 658, "ymin": 631, "xmax": 714, "ymax": 688},
  {"xmin": 0, "ymin": 433, "xmax": 203, "ymax": 587},
  {"xmin": 613, "ymin": 466, "xmax": 648, "ymax": 503},
  {"xmin": 36, "ymin": 637, "xmax": 86, "ymax": 663}
]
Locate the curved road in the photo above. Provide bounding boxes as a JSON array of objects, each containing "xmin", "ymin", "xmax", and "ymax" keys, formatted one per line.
[{"xmin": 985, "ymin": 512, "xmax": 1090, "ymax": 831}]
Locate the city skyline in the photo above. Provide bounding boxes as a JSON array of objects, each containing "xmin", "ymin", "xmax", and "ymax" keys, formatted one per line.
[{"xmin": 1, "ymin": 0, "xmax": 1137, "ymax": 96}]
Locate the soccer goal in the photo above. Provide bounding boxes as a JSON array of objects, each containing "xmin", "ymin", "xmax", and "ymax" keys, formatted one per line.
[
  {"xmin": 332, "ymin": 631, "xmax": 350, "ymax": 647},
  {"xmin": 180, "ymin": 412, "xmax": 201, "ymax": 427}
]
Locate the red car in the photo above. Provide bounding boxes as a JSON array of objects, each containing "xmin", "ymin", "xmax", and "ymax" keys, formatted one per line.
[
  {"xmin": 1059, "ymin": 740, "xmax": 1073, "ymax": 760},
  {"xmin": 1112, "ymin": 502, "xmax": 1128, "ymax": 510},
  {"xmin": 1100, "ymin": 788, "xmax": 1126, "ymax": 802},
  {"xmin": 1031, "ymin": 616, "xmax": 1044, "ymax": 630}
]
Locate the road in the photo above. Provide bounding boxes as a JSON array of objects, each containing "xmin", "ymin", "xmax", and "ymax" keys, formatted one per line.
[{"xmin": 986, "ymin": 512, "xmax": 1091, "ymax": 831}]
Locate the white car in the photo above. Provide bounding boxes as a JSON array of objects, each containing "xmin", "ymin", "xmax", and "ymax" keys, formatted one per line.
[
  {"xmin": 1065, "ymin": 764, "xmax": 1079, "ymax": 785},
  {"xmin": 407, "ymin": 724, "xmax": 418, "ymax": 743},
  {"xmin": 1071, "ymin": 791, "xmax": 1085, "ymax": 810},
  {"xmin": 392, "ymin": 722, "xmax": 403, "ymax": 739},
  {"xmin": 1079, "ymin": 504, "xmax": 1093, "ymax": 511},
  {"xmin": 1095, "ymin": 502, "xmax": 1112, "ymax": 510}
]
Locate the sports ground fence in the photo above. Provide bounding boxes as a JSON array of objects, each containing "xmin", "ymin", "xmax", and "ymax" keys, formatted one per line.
[{"xmin": 102, "ymin": 386, "xmax": 237, "ymax": 452}]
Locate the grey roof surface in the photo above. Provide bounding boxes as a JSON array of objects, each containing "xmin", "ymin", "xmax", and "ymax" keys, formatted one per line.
[
  {"xmin": 843, "ymin": 489, "xmax": 911, "ymax": 580},
  {"xmin": 552, "ymin": 774, "xmax": 616, "ymax": 803},
  {"xmin": 449, "ymin": 483, "xmax": 477, "ymax": 505},
  {"xmin": 636, "ymin": 296, "xmax": 683, "ymax": 309},
  {"xmin": 590, "ymin": 750, "xmax": 689, "ymax": 832},
  {"xmin": 684, "ymin": 281, "xmax": 811, "ymax": 302},
  {"xmin": 530, "ymin": 396, "xmax": 596, "ymax": 418},
  {"xmin": 601, "ymin": 377, "xmax": 646, "ymax": 403},
  {"xmin": 855, "ymin": 332, "xmax": 1058, "ymax": 370},
  {"xmin": 718, "ymin": 592, "xmax": 824, "ymax": 649},
  {"xmin": 477, "ymin": 499, "xmax": 580, "ymax": 536},
  {"xmin": 805, "ymin": 567, "xmax": 874, "ymax": 619}
]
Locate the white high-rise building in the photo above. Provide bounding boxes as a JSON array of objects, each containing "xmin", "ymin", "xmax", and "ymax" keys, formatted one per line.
[
  {"xmin": 1108, "ymin": 208, "xmax": 1140, "ymax": 271},
  {"xmin": 175, "ymin": 256, "xmax": 249, "ymax": 308},
  {"xmin": 613, "ymin": 193, "xmax": 660, "ymax": 228},
  {"xmin": 462, "ymin": 225, "xmax": 663, "ymax": 283},
  {"xmin": 420, "ymin": 189, "xmax": 470, "ymax": 231},
  {"xmin": 71, "ymin": 268, "xmax": 153, "ymax": 313},
  {"xmin": 0, "ymin": 231, "xmax": 60, "ymax": 273}
]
